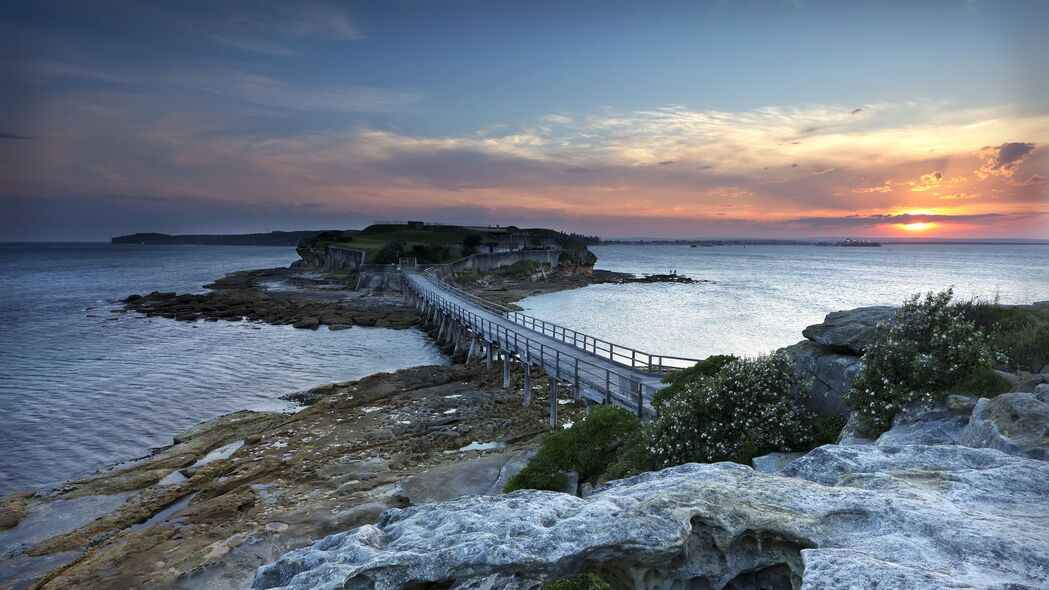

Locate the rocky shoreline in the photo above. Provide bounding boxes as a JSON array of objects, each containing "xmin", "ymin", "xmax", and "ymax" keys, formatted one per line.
[
  {"xmin": 1, "ymin": 362, "xmax": 585, "ymax": 589},
  {"xmin": 123, "ymin": 268, "xmax": 418, "ymax": 330}
]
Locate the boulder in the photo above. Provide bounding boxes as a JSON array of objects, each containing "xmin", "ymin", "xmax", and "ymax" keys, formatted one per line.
[
  {"xmin": 834, "ymin": 412, "xmax": 874, "ymax": 445},
  {"xmin": 751, "ymin": 452, "xmax": 806, "ymax": 473},
  {"xmin": 252, "ymin": 445, "xmax": 1049, "ymax": 590},
  {"xmin": 962, "ymin": 392, "xmax": 1049, "ymax": 460},
  {"xmin": 874, "ymin": 403, "xmax": 969, "ymax": 446},
  {"xmin": 781, "ymin": 340, "xmax": 862, "ymax": 416},
  {"xmin": 800, "ymin": 306, "xmax": 895, "ymax": 355}
]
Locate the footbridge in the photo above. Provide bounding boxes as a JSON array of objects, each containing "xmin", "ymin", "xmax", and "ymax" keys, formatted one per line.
[{"xmin": 401, "ymin": 267, "xmax": 700, "ymax": 425}]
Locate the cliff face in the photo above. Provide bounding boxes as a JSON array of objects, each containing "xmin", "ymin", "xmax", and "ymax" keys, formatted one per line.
[
  {"xmin": 557, "ymin": 249, "xmax": 598, "ymax": 276},
  {"xmin": 294, "ymin": 244, "xmax": 365, "ymax": 270}
]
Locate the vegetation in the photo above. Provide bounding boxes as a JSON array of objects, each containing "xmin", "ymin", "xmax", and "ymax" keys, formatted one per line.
[
  {"xmin": 503, "ymin": 406, "xmax": 642, "ymax": 493},
  {"xmin": 542, "ymin": 573, "xmax": 612, "ymax": 590},
  {"xmin": 611, "ymin": 353, "xmax": 816, "ymax": 477},
  {"xmin": 305, "ymin": 223, "xmax": 591, "ymax": 264},
  {"xmin": 959, "ymin": 299, "xmax": 1049, "ymax": 373},
  {"xmin": 654, "ymin": 354, "xmax": 737, "ymax": 408},
  {"xmin": 845, "ymin": 289, "xmax": 1008, "ymax": 435}
]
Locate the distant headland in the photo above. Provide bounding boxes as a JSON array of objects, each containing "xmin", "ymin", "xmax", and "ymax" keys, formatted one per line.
[{"xmin": 111, "ymin": 230, "xmax": 329, "ymax": 246}]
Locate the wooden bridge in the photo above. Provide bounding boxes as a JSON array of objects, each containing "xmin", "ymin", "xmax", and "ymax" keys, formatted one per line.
[{"xmin": 402, "ymin": 268, "xmax": 700, "ymax": 425}]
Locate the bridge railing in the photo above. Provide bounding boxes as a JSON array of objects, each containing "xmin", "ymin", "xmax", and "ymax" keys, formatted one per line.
[
  {"xmin": 404, "ymin": 274, "xmax": 655, "ymax": 418},
  {"xmin": 416, "ymin": 269, "xmax": 700, "ymax": 374}
]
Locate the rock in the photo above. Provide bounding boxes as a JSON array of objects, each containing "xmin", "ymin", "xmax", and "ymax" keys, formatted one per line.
[
  {"xmin": 0, "ymin": 506, "xmax": 22, "ymax": 530},
  {"xmin": 292, "ymin": 317, "xmax": 320, "ymax": 330},
  {"xmin": 1014, "ymin": 372, "xmax": 1048, "ymax": 393},
  {"xmin": 781, "ymin": 340, "xmax": 862, "ymax": 416},
  {"xmin": 396, "ymin": 450, "xmax": 532, "ymax": 505},
  {"xmin": 751, "ymin": 452, "xmax": 806, "ymax": 473},
  {"xmin": 835, "ymin": 412, "xmax": 874, "ymax": 445},
  {"xmin": 874, "ymin": 403, "xmax": 969, "ymax": 446},
  {"xmin": 252, "ymin": 445, "xmax": 1049, "ymax": 590},
  {"xmin": 561, "ymin": 470, "xmax": 580, "ymax": 496},
  {"xmin": 800, "ymin": 306, "xmax": 896, "ymax": 355},
  {"xmin": 1035, "ymin": 383, "xmax": 1049, "ymax": 403},
  {"xmin": 962, "ymin": 392, "xmax": 1049, "ymax": 460},
  {"xmin": 995, "ymin": 369, "xmax": 1020, "ymax": 387},
  {"xmin": 946, "ymin": 393, "xmax": 979, "ymax": 412}
]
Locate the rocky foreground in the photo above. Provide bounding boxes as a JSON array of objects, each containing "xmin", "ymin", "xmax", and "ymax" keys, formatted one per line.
[
  {"xmin": 253, "ymin": 445, "xmax": 1049, "ymax": 590},
  {"xmin": 0, "ymin": 363, "xmax": 584, "ymax": 590},
  {"xmin": 249, "ymin": 374, "xmax": 1049, "ymax": 590}
]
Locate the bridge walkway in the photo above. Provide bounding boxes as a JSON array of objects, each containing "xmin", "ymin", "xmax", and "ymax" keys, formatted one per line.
[{"xmin": 403, "ymin": 269, "xmax": 698, "ymax": 422}]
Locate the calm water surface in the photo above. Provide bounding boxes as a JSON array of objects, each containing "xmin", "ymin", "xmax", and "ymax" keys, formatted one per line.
[
  {"xmin": 518, "ymin": 244, "xmax": 1049, "ymax": 360},
  {"xmin": 0, "ymin": 244, "xmax": 446, "ymax": 495}
]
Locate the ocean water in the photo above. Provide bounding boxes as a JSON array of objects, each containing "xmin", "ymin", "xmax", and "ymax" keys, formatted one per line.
[
  {"xmin": 517, "ymin": 244, "xmax": 1049, "ymax": 361},
  {"xmin": 0, "ymin": 244, "xmax": 446, "ymax": 495}
]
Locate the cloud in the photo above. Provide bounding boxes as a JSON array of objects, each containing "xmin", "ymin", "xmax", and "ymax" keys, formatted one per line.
[
  {"xmin": 853, "ymin": 181, "xmax": 893, "ymax": 193},
  {"xmin": 910, "ymin": 170, "xmax": 943, "ymax": 191},
  {"xmin": 850, "ymin": 108, "xmax": 863, "ymax": 115},
  {"xmin": 976, "ymin": 142, "xmax": 1035, "ymax": 179},
  {"xmin": 0, "ymin": 132, "xmax": 32, "ymax": 140}
]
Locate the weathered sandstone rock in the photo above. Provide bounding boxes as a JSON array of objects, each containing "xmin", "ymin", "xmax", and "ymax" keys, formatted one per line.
[
  {"xmin": 874, "ymin": 403, "xmax": 970, "ymax": 446},
  {"xmin": 962, "ymin": 392, "xmax": 1049, "ymax": 460},
  {"xmin": 782, "ymin": 340, "xmax": 862, "ymax": 416},
  {"xmin": 800, "ymin": 306, "xmax": 895, "ymax": 355},
  {"xmin": 252, "ymin": 445, "xmax": 1049, "ymax": 590}
]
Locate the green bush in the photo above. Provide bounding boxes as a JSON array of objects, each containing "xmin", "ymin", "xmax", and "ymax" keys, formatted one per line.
[
  {"xmin": 504, "ymin": 406, "xmax": 641, "ymax": 493},
  {"xmin": 542, "ymin": 573, "xmax": 612, "ymax": 590},
  {"xmin": 845, "ymin": 289, "xmax": 1002, "ymax": 435},
  {"xmin": 655, "ymin": 354, "xmax": 738, "ymax": 408},
  {"xmin": 959, "ymin": 300, "xmax": 1049, "ymax": 373},
  {"xmin": 613, "ymin": 353, "xmax": 815, "ymax": 475}
]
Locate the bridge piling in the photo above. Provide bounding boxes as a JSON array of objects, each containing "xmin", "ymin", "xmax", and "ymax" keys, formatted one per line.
[
  {"xmin": 502, "ymin": 352, "xmax": 510, "ymax": 389},
  {"xmin": 522, "ymin": 359, "xmax": 532, "ymax": 407},
  {"xmin": 549, "ymin": 375, "xmax": 557, "ymax": 430},
  {"xmin": 485, "ymin": 342, "xmax": 493, "ymax": 369}
]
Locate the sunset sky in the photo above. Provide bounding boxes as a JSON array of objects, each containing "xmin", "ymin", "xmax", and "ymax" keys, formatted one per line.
[{"xmin": 2, "ymin": 0, "xmax": 1047, "ymax": 240}]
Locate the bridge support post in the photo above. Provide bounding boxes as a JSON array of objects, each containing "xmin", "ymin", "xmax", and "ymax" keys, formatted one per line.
[
  {"xmin": 502, "ymin": 351, "xmax": 510, "ymax": 389},
  {"xmin": 549, "ymin": 375, "xmax": 557, "ymax": 430},
  {"xmin": 584, "ymin": 398, "xmax": 592, "ymax": 416},
  {"xmin": 437, "ymin": 314, "xmax": 447, "ymax": 341},
  {"xmin": 485, "ymin": 342, "xmax": 493, "ymax": 369},
  {"xmin": 466, "ymin": 337, "xmax": 477, "ymax": 363},
  {"xmin": 573, "ymin": 358, "xmax": 580, "ymax": 401},
  {"xmin": 635, "ymin": 381, "xmax": 644, "ymax": 419},
  {"xmin": 523, "ymin": 362, "xmax": 532, "ymax": 406}
]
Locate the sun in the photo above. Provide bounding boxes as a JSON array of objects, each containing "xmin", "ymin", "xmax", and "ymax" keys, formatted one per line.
[{"xmin": 898, "ymin": 222, "xmax": 936, "ymax": 232}]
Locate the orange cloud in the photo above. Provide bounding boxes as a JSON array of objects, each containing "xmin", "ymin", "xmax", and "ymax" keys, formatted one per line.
[{"xmin": 975, "ymin": 142, "xmax": 1035, "ymax": 179}]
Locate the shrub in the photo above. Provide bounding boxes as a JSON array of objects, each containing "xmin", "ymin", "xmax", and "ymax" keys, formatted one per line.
[
  {"xmin": 504, "ymin": 406, "xmax": 641, "ymax": 493},
  {"xmin": 655, "ymin": 354, "xmax": 738, "ymax": 408},
  {"xmin": 613, "ymin": 353, "xmax": 815, "ymax": 475},
  {"xmin": 845, "ymin": 289, "xmax": 1002, "ymax": 435},
  {"xmin": 959, "ymin": 300, "xmax": 1049, "ymax": 373},
  {"xmin": 543, "ymin": 573, "xmax": 612, "ymax": 590}
]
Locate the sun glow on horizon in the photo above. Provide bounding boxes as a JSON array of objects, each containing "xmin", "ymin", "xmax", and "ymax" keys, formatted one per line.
[{"xmin": 897, "ymin": 222, "xmax": 937, "ymax": 232}]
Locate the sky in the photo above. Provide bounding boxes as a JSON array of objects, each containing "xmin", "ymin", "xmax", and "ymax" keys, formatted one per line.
[{"xmin": 1, "ymin": 0, "xmax": 1047, "ymax": 241}]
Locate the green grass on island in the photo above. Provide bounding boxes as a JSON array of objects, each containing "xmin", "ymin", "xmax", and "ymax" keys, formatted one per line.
[{"xmin": 305, "ymin": 223, "xmax": 597, "ymax": 264}]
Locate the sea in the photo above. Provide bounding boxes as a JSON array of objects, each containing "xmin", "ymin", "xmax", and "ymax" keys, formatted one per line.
[
  {"xmin": 0, "ymin": 242, "xmax": 1046, "ymax": 495},
  {"xmin": 0, "ymin": 244, "xmax": 447, "ymax": 495},
  {"xmin": 517, "ymin": 243, "xmax": 1049, "ymax": 361}
]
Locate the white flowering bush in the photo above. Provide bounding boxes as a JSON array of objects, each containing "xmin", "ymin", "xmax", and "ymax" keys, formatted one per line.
[
  {"xmin": 613, "ymin": 353, "xmax": 814, "ymax": 473},
  {"xmin": 846, "ymin": 288, "xmax": 1000, "ymax": 435}
]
